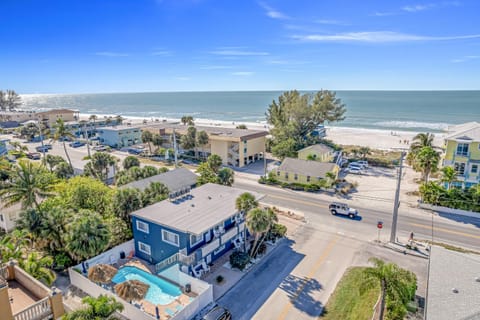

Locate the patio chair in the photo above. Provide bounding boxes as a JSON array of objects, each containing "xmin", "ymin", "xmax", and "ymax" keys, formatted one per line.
[
  {"xmin": 109, "ymin": 255, "xmax": 118, "ymax": 265},
  {"xmin": 126, "ymin": 250, "xmax": 135, "ymax": 259},
  {"xmin": 201, "ymin": 261, "xmax": 210, "ymax": 273},
  {"xmin": 165, "ymin": 308, "xmax": 176, "ymax": 317},
  {"xmin": 192, "ymin": 268, "xmax": 203, "ymax": 278}
]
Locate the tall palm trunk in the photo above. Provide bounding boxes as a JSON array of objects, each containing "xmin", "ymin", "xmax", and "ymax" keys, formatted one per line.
[
  {"xmin": 83, "ymin": 124, "xmax": 91, "ymax": 158},
  {"xmin": 63, "ymin": 141, "xmax": 73, "ymax": 169}
]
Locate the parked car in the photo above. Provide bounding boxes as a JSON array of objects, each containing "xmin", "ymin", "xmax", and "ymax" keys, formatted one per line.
[
  {"xmin": 69, "ymin": 141, "xmax": 85, "ymax": 148},
  {"xmin": 202, "ymin": 306, "xmax": 232, "ymax": 320},
  {"xmin": 26, "ymin": 152, "xmax": 41, "ymax": 160},
  {"xmin": 356, "ymin": 160, "xmax": 369, "ymax": 168},
  {"xmin": 93, "ymin": 145, "xmax": 110, "ymax": 152},
  {"xmin": 349, "ymin": 162, "xmax": 367, "ymax": 169},
  {"xmin": 44, "ymin": 144, "xmax": 53, "ymax": 149},
  {"xmin": 346, "ymin": 167, "xmax": 362, "ymax": 174},
  {"xmin": 36, "ymin": 145, "xmax": 50, "ymax": 153},
  {"xmin": 329, "ymin": 202, "xmax": 358, "ymax": 219}
]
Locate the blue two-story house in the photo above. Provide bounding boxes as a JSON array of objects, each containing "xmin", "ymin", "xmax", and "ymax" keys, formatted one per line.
[{"xmin": 130, "ymin": 183, "xmax": 263, "ymax": 276}]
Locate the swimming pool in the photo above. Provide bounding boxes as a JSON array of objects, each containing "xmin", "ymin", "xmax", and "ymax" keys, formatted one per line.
[{"xmin": 112, "ymin": 266, "xmax": 182, "ymax": 305}]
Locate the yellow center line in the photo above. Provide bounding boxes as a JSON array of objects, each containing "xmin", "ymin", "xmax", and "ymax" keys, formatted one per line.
[
  {"xmin": 277, "ymin": 235, "xmax": 340, "ymax": 320},
  {"xmin": 267, "ymin": 194, "xmax": 328, "ymax": 209},
  {"xmin": 409, "ymin": 223, "xmax": 480, "ymax": 240}
]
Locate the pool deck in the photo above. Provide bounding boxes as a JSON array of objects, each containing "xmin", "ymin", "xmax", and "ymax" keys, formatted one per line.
[{"xmin": 119, "ymin": 259, "xmax": 198, "ymax": 319}]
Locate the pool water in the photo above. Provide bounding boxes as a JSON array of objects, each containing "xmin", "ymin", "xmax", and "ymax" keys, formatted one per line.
[{"xmin": 112, "ymin": 266, "xmax": 182, "ymax": 305}]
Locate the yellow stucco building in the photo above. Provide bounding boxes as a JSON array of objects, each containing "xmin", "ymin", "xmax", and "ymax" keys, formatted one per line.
[
  {"xmin": 443, "ymin": 122, "xmax": 480, "ymax": 189},
  {"xmin": 297, "ymin": 144, "xmax": 334, "ymax": 162},
  {"xmin": 275, "ymin": 158, "xmax": 339, "ymax": 184},
  {"xmin": 143, "ymin": 123, "xmax": 268, "ymax": 167}
]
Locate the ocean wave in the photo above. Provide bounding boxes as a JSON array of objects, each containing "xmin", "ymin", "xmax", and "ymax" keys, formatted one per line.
[{"xmin": 374, "ymin": 121, "xmax": 451, "ymax": 131}]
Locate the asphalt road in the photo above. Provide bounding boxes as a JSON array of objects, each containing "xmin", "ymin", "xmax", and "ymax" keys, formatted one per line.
[{"xmin": 233, "ymin": 178, "xmax": 480, "ymax": 250}]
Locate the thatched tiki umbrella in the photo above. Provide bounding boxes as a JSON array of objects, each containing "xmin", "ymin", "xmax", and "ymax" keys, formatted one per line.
[
  {"xmin": 115, "ymin": 280, "xmax": 149, "ymax": 302},
  {"xmin": 87, "ymin": 264, "xmax": 118, "ymax": 284}
]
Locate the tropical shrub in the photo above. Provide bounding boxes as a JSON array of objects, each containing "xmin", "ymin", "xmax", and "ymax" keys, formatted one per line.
[{"xmin": 229, "ymin": 251, "xmax": 250, "ymax": 271}]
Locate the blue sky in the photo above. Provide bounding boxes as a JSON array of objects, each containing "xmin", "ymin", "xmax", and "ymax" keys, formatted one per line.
[{"xmin": 1, "ymin": 0, "xmax": 480, "ymax": 93}]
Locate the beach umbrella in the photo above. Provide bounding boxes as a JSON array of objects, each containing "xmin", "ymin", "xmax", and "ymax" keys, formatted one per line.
[
  {"xmin": 155, "ymin": 306, "xmax": 160, "ymax": 319},
  {"xmin": 87, "ymin": 264, "xmax": 118, "ymax": 284},
  {"xmin": 114, "ymin": 280, "xmax": 150, "ymax": 302}
]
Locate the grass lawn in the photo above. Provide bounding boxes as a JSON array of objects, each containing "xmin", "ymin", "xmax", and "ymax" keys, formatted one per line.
[{"xmin": 322, "ymin": 267, "xmax": 380, "ymax": 320}]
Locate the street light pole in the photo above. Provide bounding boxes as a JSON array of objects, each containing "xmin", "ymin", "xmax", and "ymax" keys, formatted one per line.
[{"xmin": 390, "ymin": 152, "xmax": 405, "ymax": 243}]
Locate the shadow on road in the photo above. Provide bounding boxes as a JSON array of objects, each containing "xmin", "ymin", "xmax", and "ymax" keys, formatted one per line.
[
  {"xmin": 279, "ymin": 274, "xmax": 324, "ymax": 317},
  {"xmin": 218, "ymin": 239, "xmax": 304, "ymax": 320},
  {"xmin": 437, "ymin": 212, "xmax": 480, "ymax": 228}
]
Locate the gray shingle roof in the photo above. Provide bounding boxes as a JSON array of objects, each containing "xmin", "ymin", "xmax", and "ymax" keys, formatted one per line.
[
  {"xmin": 298, "ymin": 144, "xmax": 333, "ymax": 154},
  {"xmin": 425, "ymin": 246, "xmax": 480, "ymax": 320},
  {"xmin": 130, "ymin": 183, "xmax": 264, "ymax": 234},
  {"xmin": 278, "ymin": 158, "xmax": 336, "ymax": 178},
  {"xmin": 121, "ymin": 168, "xmax": 198, "ymax": 193}
]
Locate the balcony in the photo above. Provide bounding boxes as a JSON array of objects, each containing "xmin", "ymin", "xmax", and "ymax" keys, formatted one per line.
[
  {"xmin": 0, "ymin": 261, "xmax": 64, "ymax": 320},
  {"xmin": 455, "ymin": 151, "xmax": 470, "ymax": 158}
]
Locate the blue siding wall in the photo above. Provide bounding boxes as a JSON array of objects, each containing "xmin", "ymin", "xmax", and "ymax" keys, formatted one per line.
[{"xmin": 132, "ymin": 217, "xmax": 188, "ymax": 264}]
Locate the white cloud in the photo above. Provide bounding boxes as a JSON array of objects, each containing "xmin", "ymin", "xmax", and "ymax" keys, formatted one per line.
[
  {"xmin": 259, "ymin": 2, "xmax": 289, "ymax": 20},
  {"xmin": 371, "ymin": 11, "xmax": 396, "ymax": 17},
  {"xmin": 232, "ymin": 71, "xmax": 254, "ymax": 76},
  {"xmin": 200, "ymin": 65, "xmax": 234, "ymax": 70},
  {"xmin": 95, "ymin": 52, "xmax": 129, "ymax": 57},
  {"xmin": 210, "ymin": 48, "xmax": 269, "ymax": 56},
  {"xmin": 451, "ymin": 55, "xmax": 480, "ymax": 63},
  {"xmin": 292, "ymin": 31, "xmax": 480, "ymax": 43},
  {"xmin": 151, "ymin": 50, "xmax": 172, "ymax": 56},
  {"xmin": 402, "ymin": 1, "xmax": 461, "ymax": 12},
  {"xmin": 315, "ymin": 19, "xmax": 349, "ymax": 26}
]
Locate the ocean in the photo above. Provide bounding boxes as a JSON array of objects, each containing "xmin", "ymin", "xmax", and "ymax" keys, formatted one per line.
[{"xmin": 20, "ymin": 91, "xmax": 480, "ymax": 132}]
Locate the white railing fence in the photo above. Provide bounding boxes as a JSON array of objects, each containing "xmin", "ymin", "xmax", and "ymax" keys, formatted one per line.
[{"xmin": 13, "ymin": 297, "xmax": 51, "ymax": 320}]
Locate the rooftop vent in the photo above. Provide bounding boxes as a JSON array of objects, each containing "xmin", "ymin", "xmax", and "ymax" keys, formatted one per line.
[
  {"xmin": 475, "ymin": 277, "xmax": 480, "ymax": 283},
  {"xmin": 208, "ymin": 196, "xmax": 212, "ymax": 200},
  {"xmin": 191, "ymin": 204, "xmax": 195, "ymax": 207},
  {"xmin": 452, "ymin": 288, "xmax": 459, "ymax": 293}
]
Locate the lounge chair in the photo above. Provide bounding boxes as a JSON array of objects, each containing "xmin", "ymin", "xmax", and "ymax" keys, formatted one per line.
[
  {"xmin": 126, "ymin": 250, "xmax": 135, "ymax": 259},
  {"xmin": 165, "ymin": 308, "xmax": 176, "ymax": 317},
  {"xmin": 109, "ymin": 255, "xmax": 118, "ymax": 265}
]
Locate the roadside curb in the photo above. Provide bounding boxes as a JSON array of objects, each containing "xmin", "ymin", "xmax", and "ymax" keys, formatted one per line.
[
  {"xmin": 381, "ymin": 242, "xmax": 429, "ymax": 260},
  {"xmin": 215, "ymin": 237, "xmax": 288, "ymax": 301}
]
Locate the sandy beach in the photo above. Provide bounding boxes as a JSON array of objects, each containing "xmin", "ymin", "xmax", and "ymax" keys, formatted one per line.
[{"xmin": 79, "ymin": 113, "xmax": 446, "ymax": 150}]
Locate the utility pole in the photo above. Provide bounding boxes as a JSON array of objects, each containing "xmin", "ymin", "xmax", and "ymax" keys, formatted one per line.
[
  {"xmin": 390, "ymin": 152, "xmax": 405, "ymax": 243},
  {"xmin": 263, "ymin": 139, "xmax": 267, "ymax": 177},
  {"xmin": 173, "ymin": 128, "xmax": 178, "ymax": 167}
]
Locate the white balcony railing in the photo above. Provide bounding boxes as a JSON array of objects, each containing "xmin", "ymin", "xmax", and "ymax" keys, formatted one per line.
[
  {"xmin": 221, "ymin": 228, "xmax": 238, "ymax": 245},
  {"xmin": 13, "ymin": 297, "xmax": 52, "ymax": 320}
]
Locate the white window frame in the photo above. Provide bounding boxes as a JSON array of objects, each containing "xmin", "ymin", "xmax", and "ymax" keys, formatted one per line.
[
  {"xmin": 190, "ymin": 233, "xmax": 203, "ymax": 247},
  {"xmin": 162, "ymin": 229, "xmax": 180, "ymax": 247},
  {"xmin": 136, "ymin": 220, "xmax": 149, "ymax": 234},
  {"xmin": 138, "ymin": 241, "xmax": 151, "ymax": 255}
]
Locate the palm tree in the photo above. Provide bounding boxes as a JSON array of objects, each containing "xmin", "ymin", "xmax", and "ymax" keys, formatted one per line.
[
  {"xmin": 441, "ymin": 166, "xmax": 457, "ymax": 190},
  {"xmin": 112, "ymin": 188, "xmax": 143, "ymax": 223},
  {"xmin": 115, "ymin": 115, "xmax": 124, "ymax": 125},
  {"xmin": 196, "ymin": 130, "xmax": 209, "ymax": 160},
  {"xmin": 40, "ymin": 207, "xmax": 73, "ymax": 252},
  {"xmin": 410, "ymin": 132, "xmax": 435, "ymax": 152},
  {"xmin": 415, "ymin": 146, "xmax": 440, "ymax": 183},
  {"xmin": 361, "ymin": 258, "xmax": 417, "ymax": 320},
  {"xmin": 141, "ymin": 130, "xmax": 153, "ymax": 155},
  {"xmin": 62, "ymin": 295, "xmax": 124, "ymax": 320},
  {"xmin": 217, "ymin": 168, "xmax": 234, "ymax": 186},
  {"xmin": 84, "ymin": 152, "xmax": 117, "ymax": 183},
  {"xmin": 235, "ymin": 192, "xmax": 258, "ymax": 213},
  {"xmin": 206, "ymin": 154, "xmax": 223, "ymax": 173},
  {"xmin": 89, "ymin": 114, "xmax": 98, "ymax": 132},
  {"xmin": 53, "ymin": 118, "xmax": 75, "ymax": 169},
  {"xmin": 0, "ymin": 229, "xmax": 30, "ymax": 262},
  {"xmin": 79, "ymin": 120, "xmax": 91, "ymax": 158},
  {"xmin": 0, "ymin": 160, "xmax": 55, "ymax": 209},
  {"xmin": 359, "ymin": 146, "xmax": 371, "ymax": 160},
  {"xmin": 181, "ymin": 115, "xmax": 194, "ymax": 126},
  {"xmin": 245, "ymin": 208, "xmax": 277, "ymax": 258},
  {"xmin": 19, "ymin": 252, "xmax": 56, "ymax": 286},
  {"xmin": 64, "ymin": 210, "xmax": 111, "ymax": 262}
]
